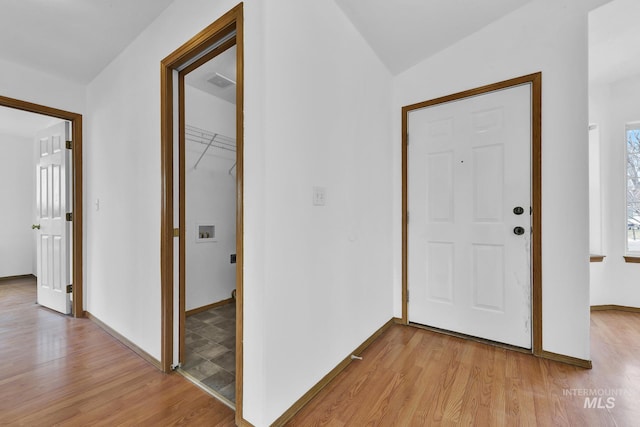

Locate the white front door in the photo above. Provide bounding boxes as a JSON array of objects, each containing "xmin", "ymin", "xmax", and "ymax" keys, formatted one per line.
[
  {"xmin": 408, "ymin": 84, "xmax": 532, "ymax": 349},
  {"xmin": 35, "ymin": 121, "xmax": 71, "ymax": 314}
]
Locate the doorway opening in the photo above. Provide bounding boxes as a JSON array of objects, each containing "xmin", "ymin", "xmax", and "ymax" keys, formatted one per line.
[
  {"xmin": 588, "ymin": 0, "xmax": 640, "ymax": 308},
  {"xmin": 0, "ymin": 96, "xmax": 83, "ymax": 317},
  {"xmin": 160, "ymin": 3, "xmax": 244, "ymax": 422},
  {"xmin": 178, "ymin": 43, "xmax": 238, "ymax": 405}
]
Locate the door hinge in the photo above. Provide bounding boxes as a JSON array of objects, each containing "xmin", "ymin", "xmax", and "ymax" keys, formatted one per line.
[
  {"xmin": 406, "ymin": 212, "xmax": 409, "ymax": 223},
  {"xmin": 173, "ymin": 228, "xmax": 180, "ymax": 237},
  {"xmin": 66, "ymin": 212, "xmax": 73, "ymax": 222},
  {"xmin": 406, "ymin": 290, "xmax": 409, "ymax": 302},
  {"xmin": 66, "ymin": 284, "xmax": 73, "ymax": 293},
  {"xmin": 406, "ymin": 134, "xmax": 409, "ymax": 145},
  {"xmin": 66, "ymin": 140, "xmax": 73, "ymax": 150}
]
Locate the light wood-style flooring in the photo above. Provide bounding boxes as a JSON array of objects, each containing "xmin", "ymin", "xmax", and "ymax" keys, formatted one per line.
[
  {"xmin": 0, "ymin": 277, "xmax": 235, "ymax": 426},
  {"xmin": 287, "ymin": 311, "xmax": 640, "ymax": 426},
  {"xmin": 3, "ymin": 276, "xmax": 640, "ymax": 426}
]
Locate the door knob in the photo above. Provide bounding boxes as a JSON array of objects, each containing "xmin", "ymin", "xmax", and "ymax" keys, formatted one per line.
[
  {"xmin": 32, "ymin": 224, "xmax": 40, "ymax": 230},
  {"xmin": 513, "ymin": 226, "xmax": 525, "ymax": 235}
]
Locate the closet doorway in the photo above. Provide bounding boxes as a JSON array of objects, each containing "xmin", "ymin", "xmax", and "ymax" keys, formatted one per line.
[
  {"xmin": 179, "ymin": 43, "xmax": 238, "ymax": 405},
  {"xmin": 160, "ymin": 5, "xmax": 244, "ymax": 421}
]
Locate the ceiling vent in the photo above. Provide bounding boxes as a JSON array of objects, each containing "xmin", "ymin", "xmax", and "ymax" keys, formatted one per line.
[{"xmin": 207, "ymin": 73, "xmax": 236, "ymax": 88}]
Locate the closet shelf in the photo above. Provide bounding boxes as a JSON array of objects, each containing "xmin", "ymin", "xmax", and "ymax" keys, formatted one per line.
[{"xmin": 186, "ymin": 124, "xmax": 235, "ymax": 169}]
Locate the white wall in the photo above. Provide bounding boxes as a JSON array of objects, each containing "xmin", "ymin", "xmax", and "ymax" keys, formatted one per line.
[
  {"xmin": 84, "ymin": 0, "xmax": 254, "ymax": 363},
  {"xmin": 393, "ymin": 0, "xmax": 610, "ymax": 361},
  {"xmin": 590, "ymin": 74, "xmax": 640, "ymax": 307},
  {"xmin": 0, "ymin": 57, "xmax": 86, "ymax": 300},
  {"xmin": 0, "ymin": 58, "xmax": 85, "ymax": 115},
  {"xmin": 86, "ymin": 0, "xmax": 394, "ymax": 423},
  {"xmin": 0, "ymin": 133, "xmax": 35, "ymax": 277},
  {"xmin": 184, "ymin": 85, "xmax": 236, "ymax": 309},
  {"xmin": 261, "ymin": 1, "xmax": 393, "ymax": 423}
]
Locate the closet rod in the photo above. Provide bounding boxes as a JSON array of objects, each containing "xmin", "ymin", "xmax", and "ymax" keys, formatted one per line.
[{"xmin": 193, "ymin": 133, "xmax": 217, "ymax": 170}]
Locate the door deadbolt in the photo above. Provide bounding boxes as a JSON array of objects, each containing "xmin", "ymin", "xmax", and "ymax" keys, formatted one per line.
[
  {"xmin": 513, "ymin": 206, "xmax": 524, "ymax": 215},
  {"xmin": 513, "ymin": 226, "xmax": 525, "ymax": 235}
]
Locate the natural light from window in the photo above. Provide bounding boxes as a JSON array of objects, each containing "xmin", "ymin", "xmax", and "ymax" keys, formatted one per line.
[{"xmin": 627, "ymin": 124, "xmax": 640, "ymax": 254}]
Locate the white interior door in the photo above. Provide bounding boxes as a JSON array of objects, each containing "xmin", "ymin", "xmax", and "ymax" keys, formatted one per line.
[
  {"xmin": 35, "ymin": 121, "xmax": 71, "ymax": 314},
  {"xmin": 408, "ymin": 84, "xmax": 532, "ymax": 348}
]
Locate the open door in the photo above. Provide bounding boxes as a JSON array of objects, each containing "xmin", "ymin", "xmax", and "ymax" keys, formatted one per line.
[{"xmin": 35, "ymin": 121, "xmax": 71, "ymax": 314}]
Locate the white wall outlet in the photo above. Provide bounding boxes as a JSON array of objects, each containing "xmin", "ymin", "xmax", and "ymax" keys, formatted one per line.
[{"xmin": 313, "ymin": 186, "xmax": 326, "ymax": 206}]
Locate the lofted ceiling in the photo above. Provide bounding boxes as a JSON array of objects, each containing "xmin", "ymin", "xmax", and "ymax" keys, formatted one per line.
[
  {"xmin": 589, "ymin": 0, "xmax": 640, "ymax": 86},
  {"xmin": 0, "ymin": 0, "xmax": 635, "ymax": 122},
  {"xmin": 0, "ymin": 0, "xmax": 174, "ymax": 84},
  {"xmin": 333, "ymin": 0, "xmax": 535, "ymax": 75}
]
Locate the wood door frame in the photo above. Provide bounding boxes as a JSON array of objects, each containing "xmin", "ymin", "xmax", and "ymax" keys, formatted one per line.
[
  {"xmin": 401, "ymin": 72, "xmax": 542, "ymax": 355},
  {"xmin": 160, "ymin": 3, "xmax": 244, "ymax": 422},
  {"xmin": 0, "ymin": 95, "xmax": 84, "ymax": 318}
]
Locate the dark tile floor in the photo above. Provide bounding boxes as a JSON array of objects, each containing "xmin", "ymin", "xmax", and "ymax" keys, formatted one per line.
[{"xmin": 181, "ymin": 302, "xmax": 236, "ymax": 403}]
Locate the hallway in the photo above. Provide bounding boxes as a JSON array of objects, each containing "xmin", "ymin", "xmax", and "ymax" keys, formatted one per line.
[{"xmin": 0, "ymin": 277, "xmax": 235, "ymax": 425}]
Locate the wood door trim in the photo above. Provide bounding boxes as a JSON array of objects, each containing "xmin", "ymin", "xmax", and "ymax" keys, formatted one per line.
[
  {"xmin": 401, "ymin": 72, "xmax": 542, "ymax": 355},
  {"xmin": 160, "ymin": 3, "xmax": 244, "ymax": 423},
  {"xmin": 0, "ymin": 95, "xmax": 84, "ymax": 318}
]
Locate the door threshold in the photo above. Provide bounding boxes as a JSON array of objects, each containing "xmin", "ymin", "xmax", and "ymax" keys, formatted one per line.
[
  {"xmin": 176, "ymin": 368, "xmax": 236, "ymax": 411},
  {"xmin": 408, "ymin": 322, "xmax": 532, "ymax": 355}
]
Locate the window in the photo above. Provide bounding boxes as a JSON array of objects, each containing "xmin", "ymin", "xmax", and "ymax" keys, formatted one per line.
[{"xmin": 626, "ymin": 124, "xmax": 640, "ymax": 254}]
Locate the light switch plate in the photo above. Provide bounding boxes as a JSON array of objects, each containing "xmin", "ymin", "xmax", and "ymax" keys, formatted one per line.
[{"xmin": 313, "ymin": 186, "xmax": 326, "ymax": 206}]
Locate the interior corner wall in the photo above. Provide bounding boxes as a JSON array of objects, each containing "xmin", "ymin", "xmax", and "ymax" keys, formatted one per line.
[
  {"xmin": 589, "ymin": 75, "xmax": 640, "ymax": 308},
  {"xmin": 184, "ymin": 85, "xmax": 236, "ymax": 310},
  {"xmin": 0, "ymin": 133, "xmax": 35, "ymax": 277},
  {"xmin": 392, "ymin": 0, "xmax": 610, "ymax": 361},
  {"xmin": 260, "ymin": 0, "xmax": 394, "ymax": 423}
]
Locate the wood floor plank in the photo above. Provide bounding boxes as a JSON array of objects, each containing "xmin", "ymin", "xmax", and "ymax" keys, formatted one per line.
[
  {"xmin": 4, "ymin": 277, "xmax": 640, "ymax": 426},
  {"xmin": 0, "ymin": 278, "xmax": 234, "ymax": 426},
  {"xmin": 288, "ymin": 310, "xmax": 640, "ymax": 426}
]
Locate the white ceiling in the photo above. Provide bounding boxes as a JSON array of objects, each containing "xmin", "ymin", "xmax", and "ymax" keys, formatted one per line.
[
  {"xmin": 186, "ymin": 46, "xmax": 237, "ymax": 105},
  {"xmin": 0, "ymin": 0, "xmax": 636, "ymax": 138},
  {"xmin": 589, "ymin": 0, "xmax": 640, "ymax": 86},
  {"xmin": 333, "ymin": 0, "xmax": 535, "ymax": 75},
  {"xmin": 0, "ymin": 0, "xmax": 174, "ymax": 84}
]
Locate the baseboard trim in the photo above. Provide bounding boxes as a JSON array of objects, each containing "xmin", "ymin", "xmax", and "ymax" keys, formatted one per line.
[
  {"xmin": 0, "ymin": 274, "xmax": 36, "ymax": 282},
  {"xmin": 271, "ymin": 318, "xmax": 396, "ymax": 426},
  {"xmin": 185, "ymin": 297, "xmax": 234, "ymax": 317},
  {"xmin": 86, "ymin": 311, "xmax": 162, "ymax": 371},
  {"xmin": 591, "ymin": 304, "xmax": 640, "ymax": 313},
  {"xmin": 407, "ymin": 319, "xmax": 591, "ymax": 369},
  {"xmin": 536, "ymin": 350, "xmax": 592, "ymax": 369}
]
